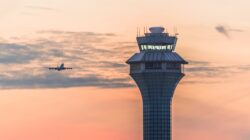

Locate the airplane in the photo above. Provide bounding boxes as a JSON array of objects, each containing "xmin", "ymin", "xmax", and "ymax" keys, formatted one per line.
[{"xmin": 48, "ymin": 63, "xmax": 72, "ymax": 71}]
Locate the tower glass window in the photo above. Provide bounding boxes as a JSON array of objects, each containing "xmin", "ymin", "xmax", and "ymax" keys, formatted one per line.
[
  {"xmin": 145, "ymin": 62, "xmax": 162, "ymax": 70},
  {"xmin": 140, "ymin": 45, "xmax": 173, "ymax": 51},
  {"xmin": 130, "ymin": 63, "xmax": 141, "ymax": 71},
  {"xmin": 166, "ymin": 63, "xmax": 181, "ymax": 70}
]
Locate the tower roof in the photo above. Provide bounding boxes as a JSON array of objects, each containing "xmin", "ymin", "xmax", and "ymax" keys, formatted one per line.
[{"xmin": 149, "ymin": 27, "xmax": 165, "ymax": 33}]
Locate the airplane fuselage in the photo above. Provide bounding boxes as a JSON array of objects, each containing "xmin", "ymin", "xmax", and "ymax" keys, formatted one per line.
[{"xmin": 48, "ymin": 63, "xmax": 72, "ymax": 71}]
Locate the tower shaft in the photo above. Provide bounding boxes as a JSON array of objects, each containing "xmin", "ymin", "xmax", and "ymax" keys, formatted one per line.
[{"xmin": 131, "ymin": 72, "xmax": 184, "ymax": 140}]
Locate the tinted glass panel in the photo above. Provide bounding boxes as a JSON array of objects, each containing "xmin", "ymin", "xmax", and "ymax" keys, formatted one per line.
[
  {"xmin": 145, "ymin": 62, "xmax": 162, "ymax": 70},
  {"xmin": 166, "ymin": 63, "xmax": 181, "ymax": 70},
  {"xmin": 131, "ymin": 64, "xmax": 141, "ymax": 71}
]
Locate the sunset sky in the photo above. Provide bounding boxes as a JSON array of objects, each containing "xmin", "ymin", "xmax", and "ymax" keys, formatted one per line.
[{"xmin": 0, "ymin": 0, "xmax": 250, "ymax": 140}]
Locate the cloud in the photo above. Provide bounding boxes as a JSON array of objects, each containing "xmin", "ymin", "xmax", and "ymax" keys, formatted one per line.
[
  {"xmin": 186, "ymin": 64, "xmax": 250, "ymax": 78},
  {"xmin": 188, "ymin": 60, "xmax": 210, "ymax": 66},
  {"xmin": 183, "ymin": 60, "xmax": 250, "ymax": 84},
  {"xmin": 99, "ymin": 61, "xmax": 127, "ymax": 68},
  {"xmin": 25, "ymin": 5, "xmax": 57, "ymax": 11},
  {"xmin": 186, "ymin": 66, "xmax": 225, "ymax": 77},
  {"xmin": 0, "ymin": 30, "xmax": 249, "ymax": 89},
  {"xmin": 0, "ymin": 30, "xmax": 134, "ymax": 89},
  {"xmin": 215, "ymin": 25, "xmax": 230, "ymax": 38},
  {"xmin": 0, "ymin": 43, "xmax": 41, "ymax": 64},
  {"xmin": 37, "ymin": 30, "xmax": 116, "ymax": 37},
  {"xmin": 0, "ymin": 73, "xmax": 134, "ymax": 89},
  {"xmin": 215, "ymin": 25, "xmax": 244, "ymax": 38}
]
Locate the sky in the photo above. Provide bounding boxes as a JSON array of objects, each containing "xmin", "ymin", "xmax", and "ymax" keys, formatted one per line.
[{"xmin": 0, "ymin": 0, "xmax": 250, "ymax": 140}]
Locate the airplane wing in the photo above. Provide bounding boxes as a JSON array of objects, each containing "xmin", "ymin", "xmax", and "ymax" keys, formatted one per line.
[
  {"xmin": 64, "ymin": 67, "xmax": 73, "ymax": 70},
  {"xmin": 48, "ymin": 67, "xmax": 59, "ymax": 70}
]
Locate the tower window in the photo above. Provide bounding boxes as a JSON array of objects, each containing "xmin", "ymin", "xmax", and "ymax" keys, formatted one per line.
[
  {"xmin": 140, "ymin": 45, "xmax": 173, "ymax": 51},
  {"xmin": 166, "ymin": 63, "xmax": 181, "ymax": 70},
  {"xmin": 130, "ymin": 63, "xmax": 141, "ymax": 71},
  {"xmin": 145, "ymin": 62, "xmax": 162, "ymax": 70}
]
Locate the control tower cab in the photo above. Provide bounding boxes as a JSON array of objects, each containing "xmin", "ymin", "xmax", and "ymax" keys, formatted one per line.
[{"xmin": 128, "ymin": 26, "xmax": 187, "ymax": 74}]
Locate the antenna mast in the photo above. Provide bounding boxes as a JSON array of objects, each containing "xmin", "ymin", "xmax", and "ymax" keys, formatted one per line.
[{"xmin": 174, "ymin": 26, "xmax": 179, "ymax": 36}]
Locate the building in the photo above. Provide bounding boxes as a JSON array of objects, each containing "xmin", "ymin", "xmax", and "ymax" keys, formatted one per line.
[{"xmin": 126, "ymin": 27, "xmax": 188, "ymax": 140}]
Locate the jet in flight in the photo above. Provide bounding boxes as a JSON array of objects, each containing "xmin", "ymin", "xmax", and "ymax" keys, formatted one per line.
[{"xmin": 48, "ymin": 63, "xmax": 72, "ymax": 71}]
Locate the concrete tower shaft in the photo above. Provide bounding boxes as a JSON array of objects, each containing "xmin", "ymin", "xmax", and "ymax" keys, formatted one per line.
[
  {"xmin": 127, "ymin": 27, "xmax": 188, "ymax": 140},
  {"xmin": 131, "ymin": 72, "xmax": 184, "ymax": 140}
]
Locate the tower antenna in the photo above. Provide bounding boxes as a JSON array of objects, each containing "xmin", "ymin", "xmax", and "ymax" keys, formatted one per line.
[
  {"xmin": 137, "ymin": 27, "xmax": 138, "ymax": 37},
  {"xmin": 174, "ymin": 26, "xmax": 179, "ymax": 36}
]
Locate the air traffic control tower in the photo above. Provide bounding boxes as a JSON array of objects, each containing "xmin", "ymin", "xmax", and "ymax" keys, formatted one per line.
[{"xmin": 127, "ymin": 27, "xmax": 188, "ymax": 140}]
